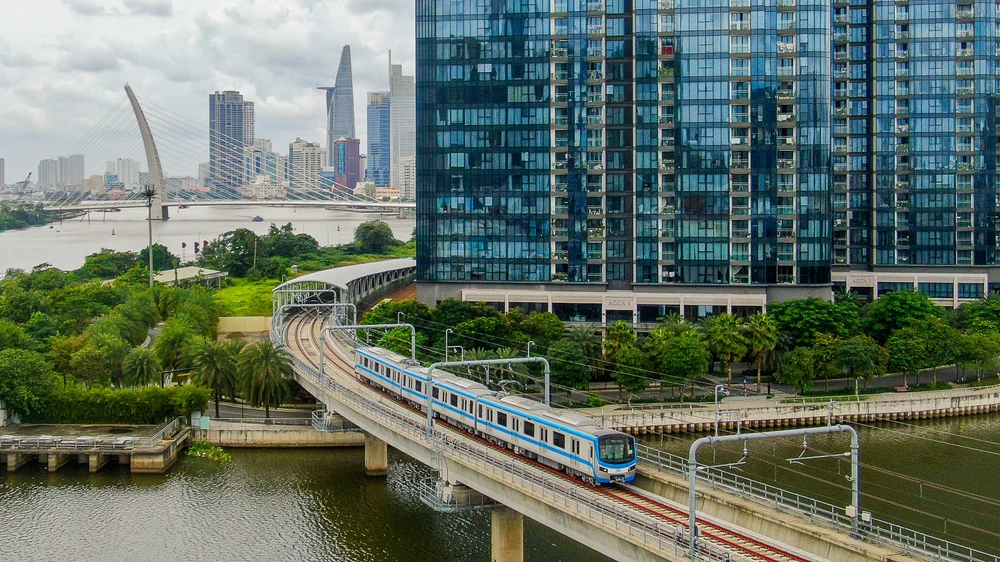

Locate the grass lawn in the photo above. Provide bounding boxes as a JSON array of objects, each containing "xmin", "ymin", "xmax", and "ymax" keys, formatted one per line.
[{"xmin": 213, "ymin": 278, "xmax": 279, "ymax": 316}]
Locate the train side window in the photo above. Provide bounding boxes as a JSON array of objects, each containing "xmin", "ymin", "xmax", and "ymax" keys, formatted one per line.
[
  {"xmin": 415, "ymin": 381, "xmax": 422, "ymax": 393},
  {"xmin": 478, "ymin": 405, "xmax": 483, "ymax": 418},
  {"xmin": 450, "ymin": 394, "xmax": 458, "ymax": 407},
  {"xmin": 523, "ymin": 421, "xmax": 535, "ymax": 437},
  {"xmin": 513, "ymin": 418, "xmax": 520, "ymax": 432},
  {"xmin": 432, "ymin": 387, "xmax": 439, "ymax": 399},
  {"xmin": 589, "ymin": 446, "xmax": 594, "ymax": 459},
  {"xmin": 571, "ymin": 439, "xmax": 579, "ymax": 455},
  {"xmin": 541, "ymin": 428, "xmax": 548, "ymax": 442},
  {"xmin": 553, "ymin": 432, "xmax": 565, "ymax": 449},
  {"xmin": 488, "ymin": 409, "xmax": 493, "ymax": 422},
  {"xmin": 497, "ymin": 412, "xmax": 507, "ymax": 427}
]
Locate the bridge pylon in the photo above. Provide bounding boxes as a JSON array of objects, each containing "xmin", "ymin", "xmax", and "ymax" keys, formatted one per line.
[{"xmin": 124, "ymin": 83, "xmax": 168, "ymax": 220}]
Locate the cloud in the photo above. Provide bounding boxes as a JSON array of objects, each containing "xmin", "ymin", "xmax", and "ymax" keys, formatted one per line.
[
  {"xmin": 62, "ymin": 0, "xmax": 111, "ymax": 15},
  {"xmin": 1, "ymin": 0, "xmax": 419, "ymax": 181},
  {"xmin": 123, "ymin": 0, "xmax": 174, "ymax": 17}
]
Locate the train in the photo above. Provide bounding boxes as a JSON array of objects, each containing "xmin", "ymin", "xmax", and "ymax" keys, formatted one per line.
[{"xmin": 353, "ymin": 346, "xmax": 638, "ymax": 485}]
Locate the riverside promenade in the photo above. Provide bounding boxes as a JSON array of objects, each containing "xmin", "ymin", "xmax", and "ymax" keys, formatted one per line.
[{"xmin": 582, "ymin": 383, "xmax": 1000, "ymax": 435}]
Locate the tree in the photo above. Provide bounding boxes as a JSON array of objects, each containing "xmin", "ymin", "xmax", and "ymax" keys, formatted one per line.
[
  {"xmin": 78, "ymin": 248, "xmax": 140, "ymax": 279},
  {"xmin": 775, "ymin": 347, "xmax": 814, "ymax": 395},
  {"xmin": 705, "ymin": 314, "xmax": 749, "ymax": 387},
  {"xmin": 603, "ymin": 321, "xmax": 636, "ymax": 369},
  {"xmin": 198, "ymin": 228, "xmax": 264, "ymax": 277},
  {"xmin": 610, "ymin": 344, "xmax": 650, "ymax": 399},
  {"xmin": 564, "ymin": 326, "xmax": 602, "ymax": 377},
  {"xmin": 153, "ymin": 318, "xmax": 195, "ymax": 374},
  {"xmin": 650, "ymin": 331, "xmax": 711, "ymax": 397},
  {"xmin": 122, "ymin": 346, "xmax": 162, "ymax": 387},
  {"xmin": 0, "ymin": 349, "xmax": 55, "ymax": 418},
  {"xmin": 812, "ymin": 333, "xmax": 842, "ymax": 391},
  {"xmin": 837, "ymin": 335, "xmax": 889, "ymax": 396},
  {"xmin": 185, "ymin": 336, "xmax": 238, "ymax": 417},
  {"xmin": 547, "ymin": 339, "xmax": 591, "ymax": 391},
  {"xmin": 137, "ymin": 244, "xmax": 179, "ymax": 273},
  {"xmin": 0, "ymin": 319, "xmax": 34, "ymax": 352},
  {"xmin": 886, "ymin": 327, "xmax": 926, "ymax": 387},
  {"xmin": 89, "ymin": 332, "xmax": 130, "ymax": 387},
  {"xmin": 767, "ymin": 297, "xmax": 859, "ymax": 349},
  {"xmin": 522, "ymin": 312, "xmax": 565, "ymax": 350},
  {"xmin": 354, "ymin": 220, "xmax": 400, "ymax": 254},
  {"xmin": 953, "ymin": 296, "xmax": 1000, "ymax": 333},
  {"xmin": 912, "ymin": 317, "xmax": 962, "ymax": 385},
  {"xmin": 746, "ymin": 313, "xmax": 778, "ymax": 393},
  {"xmin": 862, "ymin": 290, "xmax": 940, "ymax": 344},
  {"xmin": 263, "ymin": 223, "xmax": 320, "ymax": 258},
  {"xmin": 238, "ymin": 340, "xmax": 293, "ymax": 418},
  {"xmin": 69, "ymin": 345, "xmax": 109, "ymax": 388},
  {"xmin": 958, "ymin": 332, "xmax": 1000, "ymax": 382}
]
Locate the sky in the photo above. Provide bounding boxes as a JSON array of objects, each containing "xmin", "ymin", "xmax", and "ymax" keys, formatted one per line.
[{"xmin": 0, "ymin": 0, "xmax": 415, "ymax": 182}]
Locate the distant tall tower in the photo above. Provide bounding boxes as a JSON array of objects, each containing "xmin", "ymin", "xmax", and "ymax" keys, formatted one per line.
[
  {"xmin": 37, "ymin": 159, "xmax": 59, "ymax": 188},
  {"xmin": 0, "ymin": 157, "xmax": 5, "ymax": 189},
  {"xmin": 288, "ymin": 137, "xmax": 325, "ymax": 194},
  {"xmin": 318, "ymin": 45, "xmax": 356, "ymax": 167},
  {"xmin": 58, "ymin": 154, "xmax": 85, "ymax": 186},
  {"xmin": 209, "ymin": 90, "xmax": 255, "ymax": 195},
  {"xmin": 388, "ymin": 51, "xmax": 415, "ymax": 193}
]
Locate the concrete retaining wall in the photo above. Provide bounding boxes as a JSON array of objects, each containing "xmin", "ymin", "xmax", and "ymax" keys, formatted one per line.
[
  {"xmin": 218, "ymin": 316, "xmax": 271, "ymax": 334},
  {"xmin": 588, "ymin": 385, "xmax": 1000, "ymax": 435},
  {"xmin": 193, "ymin": 422, "xmax": 364, "ymax": 448}
]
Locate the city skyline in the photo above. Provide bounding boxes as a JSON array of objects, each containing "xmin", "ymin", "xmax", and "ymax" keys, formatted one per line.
[{"xmin": 0, "ymin": 0, "xmax": 418, "ymax": 181}]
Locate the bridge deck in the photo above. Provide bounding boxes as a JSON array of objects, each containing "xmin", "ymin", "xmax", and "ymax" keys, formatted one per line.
[{"xmin": 278, "ymin": 309, "xmax": 839, "ymax": 562}]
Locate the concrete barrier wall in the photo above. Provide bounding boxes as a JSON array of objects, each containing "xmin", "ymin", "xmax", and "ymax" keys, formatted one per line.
[
  {"xmin": 635, "ymin": 470, "xmax": 923, "ymax": 562},
  {"xmin": 193, "ymin": 423, "xmax": 365, "ymax": 448},
  {"xmin": 218, "ymin": 316, "xmax": 271, "ymax": 334},
  {"xmin": 588, "ymin": 385, "xmax": 1000, "ymax": 434}
]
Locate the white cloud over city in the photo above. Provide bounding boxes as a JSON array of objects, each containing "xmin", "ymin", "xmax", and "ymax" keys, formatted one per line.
[{"xmin": 0, "ymin": 0, "xmax": 415, "ymax": 180}]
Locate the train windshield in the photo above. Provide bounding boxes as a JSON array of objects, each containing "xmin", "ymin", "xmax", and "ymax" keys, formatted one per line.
[{"xmin": 598, "ymin": 435, "xmax": 636, "ymax": 464}]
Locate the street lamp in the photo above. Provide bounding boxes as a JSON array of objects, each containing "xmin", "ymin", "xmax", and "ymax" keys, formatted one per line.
[
  {"xmin": 714, "ymin": 384, "xmax": 730, "ymax": 438},
  {"xmin": 444, "ymin": 328, "xmax": 453, "ymax": 362},
  {"xmin": 397, "ymin": 311, "xmax": 406, "ymax": 325},
  {"xmin": 143, "ymin": 186, "xmax": 156, "ymax": 288},
  {"xmin": 527, "ymin": 341, "xmax": 534, "ymax": 357}
]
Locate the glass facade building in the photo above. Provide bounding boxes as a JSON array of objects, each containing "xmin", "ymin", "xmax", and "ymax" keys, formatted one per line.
[
  {"xmin": 417, "ymin": 0, "xmax": 997, "ymax": 316},
  {"xmin": 367, "ymin": 91, "xmax": 392, "ymax": 187},
  {"xmin": 209, "ymin": 90, "xmax": 254, "ymax": 196},
  {"xmin": 832, "ymin": 0, "xmax": 999, "ymax": 300}
]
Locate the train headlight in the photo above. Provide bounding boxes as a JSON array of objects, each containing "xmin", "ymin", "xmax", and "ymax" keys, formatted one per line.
[{"xmin": 598, "ymin": 466, "xmax": 608, "ymax": 473}]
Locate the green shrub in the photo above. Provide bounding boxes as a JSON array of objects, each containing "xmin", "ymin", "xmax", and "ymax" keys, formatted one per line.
[{"xmin": 24, "ymin": 385, "xmax": 210, "ymax": 424}]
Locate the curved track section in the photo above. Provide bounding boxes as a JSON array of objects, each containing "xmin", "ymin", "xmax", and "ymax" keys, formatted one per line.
[{"xmin": 281, "ymin": 311, "xmax": 816, "ymax": 562}]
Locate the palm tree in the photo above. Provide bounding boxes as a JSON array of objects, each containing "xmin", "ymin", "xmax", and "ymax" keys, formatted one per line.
[
  {"xmin": 657, "ymin": 313, "xmax": 693, "ymax": 337},
  {"xmin": 185, "ymin": 336, "xmax": 238, "ymax": 418},
  {"xmin": 564, "ymin": 326, "xmax": 601, "ymax": 377},
  {"xmin": 122, "ymin": 347, "xmax": 162, "ymax": 387},
  {"xmin": 465, "ymin": 348, "xmax": 497, "ymax": 385},
  {"xmin": 238, "ymin": 340, "xmax": 293, "ymax": 418},
  {"xmin": 746, "ymin": 313, "xmax": 779, "ymax": 393},
  {"xmin": 705, "ymin": 314, "xmax": 749, "ymax": 388}
]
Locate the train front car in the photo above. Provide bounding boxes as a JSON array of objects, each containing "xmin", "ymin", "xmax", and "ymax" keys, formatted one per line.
[{"xmin": 594, "ymin": 430, "xmax": 638, "ymax": 483}]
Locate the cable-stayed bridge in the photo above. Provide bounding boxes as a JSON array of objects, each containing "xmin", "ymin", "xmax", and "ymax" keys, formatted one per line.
[{"xmin": 26, "ymin": 85, "xmax": 412, "ymax": 218}]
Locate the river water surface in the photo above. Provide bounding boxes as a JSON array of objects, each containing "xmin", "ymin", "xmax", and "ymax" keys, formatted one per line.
[{"xmin": 0, "ymin": 205, "xmax": 414, "ymax": 273}]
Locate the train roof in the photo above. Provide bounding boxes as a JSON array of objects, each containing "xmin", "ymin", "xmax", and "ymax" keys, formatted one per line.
[
  {"xmin": 537, "ymin": 408, "xmax": 602, "ymax": 430},
  {"xmin": 497, "ymin": 395, "xmax": 548, "ymax": 412}
]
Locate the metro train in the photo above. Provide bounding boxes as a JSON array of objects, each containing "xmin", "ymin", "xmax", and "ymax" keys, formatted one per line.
[{"xmin": 354, "ymin": 346, "xmax": 637, "ymax": 485}]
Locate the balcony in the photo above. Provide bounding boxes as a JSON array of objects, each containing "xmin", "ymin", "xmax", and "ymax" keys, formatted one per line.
[
  {"xmin": 586, "ymin": 0, "xmax": 603, "ymax": 10},
  {"xmin": 658, "ymin": 0, "xmax": 674, "ymax": 8},
  {"xmin": 730, "ymin": 0, "xmax": 749, "ymax": 6},
  {"xmin": 777, "ymin": 205, "xmax": 795, "ymax": 215},
  {"xmin": 777, "ymin": 159, "xmax": 795, "ymax": 169},
  {"xmin": 588, "ymin": 206, "xmax": 604, "ymax": 215},
  {"xmin": 730, "ymin": 22, "xmax": 750, "ymax": 31},
  {"xmin": 778, "ymin": 113, "xmax": 795, "ymax": 122},
  {"xmin": 957, "ymin": 49, "xmax": 974, "ymax": 58},
  {"xmin": 732, "ymin": 206, "xmax": 750, "ymax": 216},
  {"xmin": 958, "ymin": 86, "xmax": 974, "ymax": 95}
]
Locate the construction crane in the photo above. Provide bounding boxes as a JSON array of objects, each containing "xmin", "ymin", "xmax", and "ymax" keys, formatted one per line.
[{"xmin": 13, "ymin": 173, "xmax": 31, "ymax": 196}]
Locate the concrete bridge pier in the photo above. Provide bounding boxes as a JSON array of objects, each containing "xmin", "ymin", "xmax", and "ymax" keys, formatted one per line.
[
  {"xmin": 364, "ymin": 433, "xmax": 388, "ymax": 476},
  {"xmin": 491, "ymin": 506, "xmax": 523, "ymax": 562},
  {"xmin": 47, "ymin": 453, "xmax": 71, "ymax": 472},
  {"xmin": 89, "ymin": 453, "xmax": 111, "ymax": 473},
  {"xmin": 6, "ymin": 452, "xmax": 32, "ymax": 472}
]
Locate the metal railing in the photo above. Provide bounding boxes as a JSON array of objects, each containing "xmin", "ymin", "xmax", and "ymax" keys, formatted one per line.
[
  {"xmin": 417, "ymin": 477, "xmax": 499, "ymax": 512},
  {"xmin": 273, "ymin": 313, "xmax": 753, "ymax": 562},
  {"xmin": 0, "ymin": 417, "xmax": 183, "ymax": 451},
  {"xmin": 210, "ymin": 417, "xmax": 312, "ymax": 426},
  {"xmin": 637, "ymin": 444, "xmax": 1000, "ymax": 562}
]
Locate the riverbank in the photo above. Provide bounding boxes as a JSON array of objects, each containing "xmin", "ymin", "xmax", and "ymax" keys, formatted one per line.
[{"xmin": 583, "ymin": 382, "xmax": 1000, "ymax": 434}]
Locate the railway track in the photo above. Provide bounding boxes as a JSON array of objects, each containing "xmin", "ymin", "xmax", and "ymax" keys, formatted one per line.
[{"xmin": 283, "ymin": 311, "xmax": 814, "ymax": 562}]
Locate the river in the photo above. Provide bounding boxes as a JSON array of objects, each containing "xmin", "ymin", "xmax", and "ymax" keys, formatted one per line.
[{"xmin": 0, "ymin": 205, "xmax": 415, "ymax": 273}]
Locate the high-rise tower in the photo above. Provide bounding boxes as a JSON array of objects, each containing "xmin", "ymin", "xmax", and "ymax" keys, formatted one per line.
[
  {"xmin": 319, "ymin": 45, "xmax": 356, "ymax": 167},
  {"xmin": 389, "ymin": 51, "xmax": 416, "ymax": 197},
  {"xmin": 367, "ymin": 91, "xmax": 391, "ymax": 187},
  {"xmin": 209, "ymin": 90, "xmax": 255, "ymax": 195}
]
